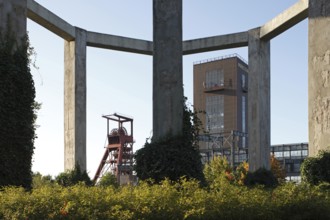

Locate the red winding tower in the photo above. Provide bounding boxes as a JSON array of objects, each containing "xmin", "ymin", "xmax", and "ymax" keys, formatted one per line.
[{"xmin": 93, "ymin": 113, "xmax": 134, "ymax": 185}]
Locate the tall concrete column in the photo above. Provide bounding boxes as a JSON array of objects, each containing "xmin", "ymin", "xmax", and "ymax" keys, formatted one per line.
[
  {"xmin": 308, "ymin": 0, "xmax": 330, "ymax": 156},
  {"xmin": 64, "ymin": 27, "xmax": 87, "ymax": 171},
  {"xmin": 0, "ymin": 0, "xmax": 27, "ymax": 41},
  {"xmin": 248, "ymin": 28, "xmax": 271, "ymax": 171},
  {"xmin": 153, "ymin": 0, "xmax": 183, "ymax": 140}
]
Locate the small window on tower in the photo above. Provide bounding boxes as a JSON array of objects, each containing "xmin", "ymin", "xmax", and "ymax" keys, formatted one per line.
[{"xmin": 242, "ymin": 74, "xmax": 246, "ymax": 88}]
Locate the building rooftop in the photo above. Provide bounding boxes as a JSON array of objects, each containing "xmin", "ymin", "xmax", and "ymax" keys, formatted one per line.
[{"xmin": 193, "ymin": 53, "xmax": 248, "ymax": 66}]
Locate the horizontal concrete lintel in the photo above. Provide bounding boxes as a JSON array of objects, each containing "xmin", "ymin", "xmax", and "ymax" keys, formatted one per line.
[
  {"xmin": 27, "ymin": 0, "xmax": 75, "ymax": 41},
  {"xmin": 86, "ymin": 31, "xmax": 153, "ymax": 55},
  {"xmin": 260, "ymin": 0, "xmax": 308, "ymax": 40},
  {"xmin": 183, "ymin": 32, "xmax": 248, "ymax": 55}
]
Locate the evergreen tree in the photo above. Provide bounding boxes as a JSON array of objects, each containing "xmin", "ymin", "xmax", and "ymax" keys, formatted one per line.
[
  {"xmin": 0, "ymin": 29, "xmax": 36, "ymax": 189},
  {"xmin": 135, "ymin": 98, "xmax": 205, "ymax": 184}
]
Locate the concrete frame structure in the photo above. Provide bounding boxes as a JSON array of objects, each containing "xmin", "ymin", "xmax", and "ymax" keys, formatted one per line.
[
  {"xmin": 64, "ymin": 28, "xmax": 87, "ymax": 171},
  {"xmin": 0, "ymin": 0, "xmax": 27, "ymax": 43},
  {"xmin": 308, "ymin": 0, "xmax": 330, "ymax": 157},
  {"xmin": 152, "ymin": 0, "xmax": 183, "ymax": 140},
  {"xmin": 1, "ymin": 0, "xmax": 328, "ymax": 171},
  {"xmin": 248, "ymin": 28, "xmax": 271, "ymax": 170}
]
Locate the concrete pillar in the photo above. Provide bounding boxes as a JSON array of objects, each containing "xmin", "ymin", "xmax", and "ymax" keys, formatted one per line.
[
  {"xmin": 248, "ymin": 28, "xmax": 271, "ymax": 171},
  {"xmin": 64, "ymin": 27, "xmax": 87, "ymax": 171},
  {"xmin": 308, "ymin": 0, "xmax": 330, "ymax": 156},
  {"xmin": 153, "ymin": 0, "xmax": 183, "ymax": 140},
  {"xmin": 0, "ymin": 0, "xmax": 27, "ymax": 42}
]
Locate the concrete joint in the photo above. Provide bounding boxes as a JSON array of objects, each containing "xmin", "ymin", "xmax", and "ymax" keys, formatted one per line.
[
  {"xmin": 27, "ymin": 0, "xmax": 75, "ymax": 41},
  {"xmin": 86, "ymin": 31, "xmax": 153, "ymax": 55},
  {"xmin": 183, "ymin": 32, "xmax": 248, "ymax": 55},
  {"xmin": 260, "ymin": 0, "xmax": 308, "ymax": 40}
]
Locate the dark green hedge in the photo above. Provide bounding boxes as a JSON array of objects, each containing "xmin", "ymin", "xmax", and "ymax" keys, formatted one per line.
[
  {"xmin": 301, "ymin": 150, "xmax": 330, "ymax": 185},
  {"xmin": 0, "ymin": 29, "xmax": 36, "ymax": 189},
  {"xmin": 55, "ymin": 165, "xmax": 92, "ymax": 187},
  {"xmin": 135, "ymin": 98, "xmax": 205, "ymax": 184},
  {"xmin": 134, "ymin": 134, "xmax": 205, "ymax": 184}
]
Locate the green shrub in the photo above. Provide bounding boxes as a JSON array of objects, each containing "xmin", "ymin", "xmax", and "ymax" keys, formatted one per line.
[
  {"xmin": 244, "ymin": 167, "xmax": 278, "ymax": 188},
  {"xmin": 301, "ymin": 150, "xmax": 330, "ymax": 185},
  {"xmin": 272, "ymin": 182, "xmax": 330, "ymax": 219},
  {"xmin": 55, "ymin": 165, "xmax": 92, "ymax": 187},
  {"xmin": 204, "ymin": 156, "xmax": 249, "ymax": 188},
  {"xmin": 134, "ymin": 135, "xmax": 205, "ymax": 184},
  {"xmin": 135, "ymin": 98, "xmax": 205, "ymax": 184},
  {"xmin": 98, "ymin": 172, "xmax": 119, "ymax": 188},
  {"xmin": 32, "ymin": 172, "xmax": 54, "ymax": 188},
  {"xmin": 1, "ymin": 180, "xmax": 330, "ymax": 219}
]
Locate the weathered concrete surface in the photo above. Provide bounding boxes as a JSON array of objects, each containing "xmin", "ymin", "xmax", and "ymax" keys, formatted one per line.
[
  {"xmin": 64, "ymin": 27, "xmax": 87, "ymax": 171},
  {"xmin": 0, "ymin": 0, "xmax": 27, "ymax": 41},
  {"xmin": 27, "ymin": 0, "xmax": 75, "ymax": 41},
  {"xmin": 87, "ymin": 31, "xmax": 153, "ymax": 55},
  {"xmin": 308, "ymin": 0, "xmax": 330, "ymax": 156},
  {"xmin": 183, "ymin": 32, "xmax": 248, "ymax": 55},
  {"xmin": 153, "ymin": 0, "xmax": 183, "ymax": 140},
  {"xmin": 248, "ymin": 28, "xmax": 271, "ymax": 171},
  {"xmin": 260, "ymin": 0, "xmax": 308, "ymax": 40}
]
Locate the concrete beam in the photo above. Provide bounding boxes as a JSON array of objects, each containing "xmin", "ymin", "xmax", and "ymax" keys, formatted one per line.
[
  {"xmin": 0, "ymin": 0, "xmax": 27, "ymax": 41},
  {"xmin": 248, "ymin": 28, "xmax": 271, "ymax": 171},
  {"xmin": 308, "ymin": 0, "xmax": 330, "ymax": 156},
  {"xmin": 27, "ymin": 0, "xmax": 75, "ymax": 41},
  {"xmin": 260, "ymin": 0, "xmax": 308, "ymax": 40},
  {"xmin": 64, "ymin": 27, "xmax": 87, "ymax": 171},
  {"xmin": 86, "ymin": 31, "xmax": 153, "ymax": 55},
  {"xmin": 153, "ymin": 0, "xmax": 183, "ymax": 140},
  {"xmin": 183, "ymin": 32, "xmax": 248, "ymax": 55}
]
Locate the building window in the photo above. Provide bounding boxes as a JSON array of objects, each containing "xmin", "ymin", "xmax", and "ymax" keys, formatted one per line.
[
  {"xmin": 242, "ymin": 73, "xmax": 246, "ymax": 88},
  {"xmin": 242, "ymin": 96, "xmax": 246, "ymax": 148},
  {"xmin": 205, "ymin": 69, "xmax": 224, "ymax": 89},
  {"xmin": 206, "ymin": 95, "xmax": 224, "ymax": 132}
]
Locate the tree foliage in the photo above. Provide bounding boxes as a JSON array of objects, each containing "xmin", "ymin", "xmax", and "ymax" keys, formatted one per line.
[
  {"xmin": 204, "ymin": 156, "xmax": 249, "ymax": 187},
  {"xmin": 134, "ymin": 98, "xmax": 205, "ymax": 184},
  {"xmin": 270, "ymin": 154, "xmax": 286, "ymax": 184},
  {"xmin": 0, "ymin": 28, "xmax": 36, "ymax": 189},
  {"xmin": 98, "ymin": 172, "xmax": 119, "ymax": 188},
  {"xmin": 244, "ymin": 167, "xmax": 278, "ymax": 188},
  {"xmin": 32, "ymin": 172, "xmax": 54, "ymax": 188},
  {"xmin": 134, "ymin": 135, "xmax": 205, "ymax": 184},
  {"xmin": 301, "ymin": 150, "xmax": 330, "ymax": 185},
  {"xmin": 55, "ymin": 165, "xmax": 92, "ymax": 187}
]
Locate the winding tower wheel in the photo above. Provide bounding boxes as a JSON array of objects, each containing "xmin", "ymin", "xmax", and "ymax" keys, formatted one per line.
[{"xmin": 93, "ymin": 113, "xmax": 134, "ymax": 185}]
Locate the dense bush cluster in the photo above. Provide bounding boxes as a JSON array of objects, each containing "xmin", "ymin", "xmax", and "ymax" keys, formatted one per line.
[
  {"xmin": 244, "ymin": 168, "xmax": 278, "ymax": 188},
  {"xmin": 1, "ymin": 179, "xmax": 330, "ymax": 219},
  {"xmin": 55, "ymin": 165, "xmax": 92, "ymax": 187},
  {"xmin": 97, "ymin": 172, "xmax": 119, "ymax": 188},
  {"xmin": 134, "ymin": 135, "xmax": 205, "ymax": 184},
  {"xmin": 301, "ymin": 150, "xmax": 330, "ymax": 185},
  {"xmin": 135, "ymin": 98, "xmax": 205, "ymax": 184},
  {"xmin": 0, "ymin": 29, "xmax": 36, "ymax": 189},
  {"xmin": 204, "ymin": 156, "xmax": 249, "ymax": 187}
]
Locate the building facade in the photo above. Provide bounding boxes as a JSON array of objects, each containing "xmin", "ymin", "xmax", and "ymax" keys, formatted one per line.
[
  {"xmin": 271, "ymin": 143, "xmax": 308, "ymax": 181},
  {"xmin": 194, "ymin": 54, "xmax": 249, "ymax": 165},
  {"xmin": 193, "ymin": 54, "xmax": 308, "ymax": 180}
]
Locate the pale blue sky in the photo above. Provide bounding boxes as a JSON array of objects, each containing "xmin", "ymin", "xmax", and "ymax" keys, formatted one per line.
[{"xmin": 28, "ymin": 0, "xmax": 308, "ymax": 177}]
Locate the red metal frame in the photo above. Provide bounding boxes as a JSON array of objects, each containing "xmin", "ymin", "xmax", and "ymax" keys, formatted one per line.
[{"xmin": 93, "ymin": 113, "xmax": 134, "ymax": 184}]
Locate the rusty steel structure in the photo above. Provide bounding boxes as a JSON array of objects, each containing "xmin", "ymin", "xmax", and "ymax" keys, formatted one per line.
[{"xmin": 93, "ymin": 113, "xmax": 134, "ymax": 185}]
